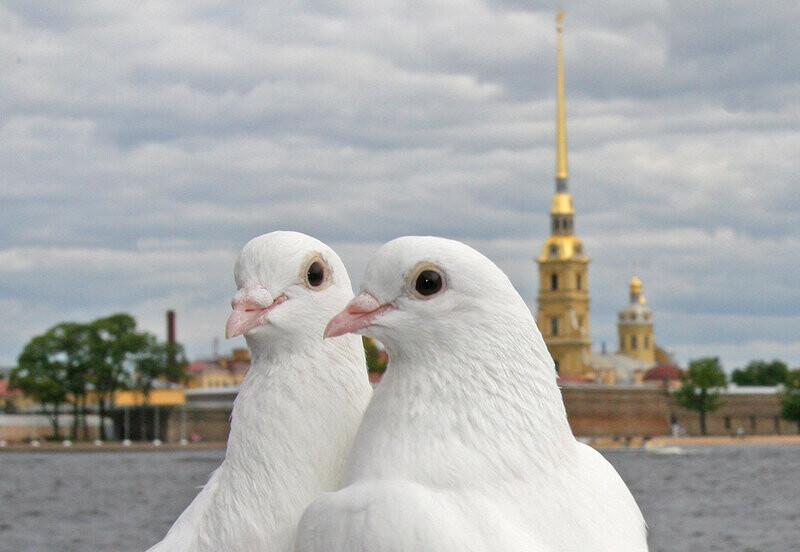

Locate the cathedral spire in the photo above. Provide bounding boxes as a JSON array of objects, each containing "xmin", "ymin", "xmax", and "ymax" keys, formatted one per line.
[
  {"xmin": 555, "ymin": 10, "xmax": 568, "ymax": 193},
  {"xmin": 536, "ymin": 10, "xmax": 591, "ymax": 380}
]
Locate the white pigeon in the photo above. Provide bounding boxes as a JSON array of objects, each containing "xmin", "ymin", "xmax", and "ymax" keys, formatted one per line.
[
  {"xmin": 296, "ymin": 236, "xmax": 647, "ymax": 552},
  {"xmin": 146, "ymin": 231, "xmax": 372, "ymax": 552}
]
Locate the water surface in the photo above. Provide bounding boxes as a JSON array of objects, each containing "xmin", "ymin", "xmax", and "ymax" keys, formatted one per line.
[{"xmin": 1, "ymin": 445, "xmax": 798, "ymax": 551}]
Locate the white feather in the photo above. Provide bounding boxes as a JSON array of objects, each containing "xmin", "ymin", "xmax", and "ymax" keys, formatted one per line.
[
  {"xmin": 297, "ymin": 236, "xmax": 647, "ymax": 552},
  {"xmin": 146, "ymin": 231, "xmax": 372, "ymax": 552}
]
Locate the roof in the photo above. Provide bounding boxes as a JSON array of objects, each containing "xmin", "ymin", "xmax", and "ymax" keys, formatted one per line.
[
  {"xmin": 228, "ymin": 360, "xmax": 251, "ymax": 374},
  {"xmin": 724, "ymin": 383, "xmax": 783, "ymax": 395},
  {"xmin": 589, "ymin": 353, "xmax": 653, "ymax": 384},
  {"xmin": 550, "ymin": 192, "xmax": 574, "ymax": 215},
  {"xmin": 0, "ymin": 379, "xmax": 22, "ymax": 397},
  {"xmin": 186, "ymin": 360, "xmax": 222, "ymax": 374},
  {"xmin": 644, "ymin": 364, "xmax": 683, "ymax": 381}
]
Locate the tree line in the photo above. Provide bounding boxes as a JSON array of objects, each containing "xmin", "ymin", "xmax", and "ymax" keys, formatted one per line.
[
  {"xmin": 675, "ymin": 357, "xmax": 800, "ymax": 435},
  {"xmin": 9, "ymin": 313, "xmax": 187, "ymax": 441}
]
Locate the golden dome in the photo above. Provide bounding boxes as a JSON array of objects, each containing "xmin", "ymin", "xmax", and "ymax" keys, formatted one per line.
[
  {"xmin": 628, "ymin": 275, "xmax": 647, "ymax": 305},
  {"xmin": 629, "ymin": 275, "xmax": 642, "ymax": 293},
  {"xmin": 550, "ymin": 193, "xmax": 574, "ymax": 215}
]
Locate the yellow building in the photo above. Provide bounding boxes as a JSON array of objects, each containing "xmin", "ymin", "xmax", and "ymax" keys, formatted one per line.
[
  {"xmin": 618, "ymin": 276, "xmax": 656, "ymax": 364},
  {"xmin": 185, "ymin": 348, "xmax": 251, "ymax": 389},
  {"xmin": 537, "ymin": 12, "xmax": 593, "ymax": 380}
]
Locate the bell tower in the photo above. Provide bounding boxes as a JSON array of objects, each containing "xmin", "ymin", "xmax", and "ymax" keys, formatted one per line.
[
  {"xmin": 618, "ymin": 276, "xmax": 655, "ymax": 364},
  {"xmin": 536, "ymin": 11, "xmax": 592, "ymax": 379}
]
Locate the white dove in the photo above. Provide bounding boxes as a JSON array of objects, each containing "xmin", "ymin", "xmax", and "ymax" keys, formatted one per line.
[
  {"xmin": 146, "ymin": 231, "xmax": 372, "ymax": 552},
  {"xmin": 296, "ymin": 236, "xmax": 647, "ymax": 552}
]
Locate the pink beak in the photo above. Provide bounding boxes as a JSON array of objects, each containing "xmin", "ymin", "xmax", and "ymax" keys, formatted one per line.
[
  {"xmin": 324, "ymin": 292, "xmax": 393, "ymax": 338},
  {"xmin": 225, "ymin": 288, "xmax": 287, "ymax": 339}
]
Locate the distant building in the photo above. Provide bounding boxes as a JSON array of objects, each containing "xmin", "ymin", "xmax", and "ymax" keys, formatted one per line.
[
  {"xmin": 537, "ymin": 15, "xmax": 592, "ymax": 381},
  {"xmin": 586, "ymin": 276, "xmax": 661, "ymax": 384},
  {"xmin": 643, "ymin": 364, "xmax": 684, "ymax": 390},
  {"xmin": 186, "ymin": 348, "xmax": 251, "ymax": 389},
  {"xmin": 618, "ymin": 276, "xmax": 655, "ymax": 364},
  {"xmin": 0, "ymin": 378, "xmax": 24, "ymax": 411},
  {"xmin": 538, "ymin": 17, "xmax": 676, "ymax": 385}
]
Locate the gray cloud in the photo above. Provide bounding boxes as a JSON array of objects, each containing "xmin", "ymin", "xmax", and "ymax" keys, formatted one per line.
[{"xmin": 1, "ymin": 1, "xmax": 798, "ymax": 372}]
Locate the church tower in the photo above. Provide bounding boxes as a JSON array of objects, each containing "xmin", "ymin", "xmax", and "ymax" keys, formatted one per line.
[
  {"xmin": 618, "ymin": 275, "xmax": 655, "ymax": 364},
  {"xmin": 536, "ymin": 12, "xmax": 592, "ymax": 379}
]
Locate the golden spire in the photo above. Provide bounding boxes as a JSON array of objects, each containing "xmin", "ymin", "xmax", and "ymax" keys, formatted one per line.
[{"xmin": 555, "ymin": 10, "xmax": 568, "ymax": 192}]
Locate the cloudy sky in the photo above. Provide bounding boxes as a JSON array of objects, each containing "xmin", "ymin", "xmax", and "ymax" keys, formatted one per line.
[{"xmin": 2, "ymin": 1, "xmax": 799, "ymax": 372}]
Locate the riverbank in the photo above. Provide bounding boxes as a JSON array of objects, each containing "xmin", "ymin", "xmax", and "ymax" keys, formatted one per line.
[
  {"xmin": 589, "ymin": 434, "xmax": 800, "ymax": 449},
  {"xmin": 646, "ymin": 434, "xmax": 800, "ymax": 447},
  {"xmin": 0, "ymin": 440, "xmax": 227, "ymax": 452},
  {"xmin": 3, "ymin": 434, "xmax": 800, "ymax": 453}
]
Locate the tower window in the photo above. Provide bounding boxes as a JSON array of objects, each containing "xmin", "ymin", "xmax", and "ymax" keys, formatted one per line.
[
  {"xmin": 554, "ymin": 359, "xmax": 560, "ymax": 374},
  {"xmin": 631, "ymin": 335, "xmax": 637, "ymax": 349},
  {"xmin": 551, "ymin": 317, "xmax": 559, "ymax": 336},
  {"xmin": 549, "ymin": 244, "xmax": 558, "ymax": 257},
  {"xmin": 551, "ymin": 273, "xmax": 558, "ymax": 290},
  {"xmin": 644, "ymin": 336, "xmax": 649, "ymax": 349},
  {"xmin": 576, "ymin": 274, "xmax": 581, "ymax": 290}
]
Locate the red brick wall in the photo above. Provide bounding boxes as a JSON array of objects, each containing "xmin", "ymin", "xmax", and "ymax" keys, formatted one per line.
[{"xmin": 165, "ymin": 387, "xmax": 797, "ymax": 442}]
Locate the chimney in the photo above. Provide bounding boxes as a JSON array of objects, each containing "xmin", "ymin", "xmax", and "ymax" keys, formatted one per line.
[{"xmin": 167, "ymin": 310, "xmax": 176, "ymax": 367}]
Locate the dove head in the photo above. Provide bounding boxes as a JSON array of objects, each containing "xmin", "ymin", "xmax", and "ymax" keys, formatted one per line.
[
  {"xmin": 226, "ymin": 231, "xmax": 355, "ymax": 350},
  {"xmin": 326, "ymin": 236, "xmax": 543, "ymax": 360}
]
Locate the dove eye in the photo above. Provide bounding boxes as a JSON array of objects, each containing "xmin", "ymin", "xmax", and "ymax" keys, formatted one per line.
[
  {"xmin": 415, "ymin": 270, "xmax": 442, "ymax": 296},
  {"xmin": 305, "ymin": 259, "xmax": 328, "ymax": 289},
  {"xmin": 408, "ymin": 264, "xmax": 445, "ymax": 299}
]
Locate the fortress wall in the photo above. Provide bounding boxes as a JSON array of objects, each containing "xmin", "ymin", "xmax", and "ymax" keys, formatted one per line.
[
  {"xmin": 561, "ymin": 386, "xmax": 672, "ymax": 438},
  {"xmin": 162, "ymin": 387, "xmax": 797, "ymax": 442}
]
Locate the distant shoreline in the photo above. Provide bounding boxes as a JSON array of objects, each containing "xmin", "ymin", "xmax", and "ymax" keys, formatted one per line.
[
  {"xmin": 0, "ymin": 441, "xmax": 228, "ymax": 453},
  {"xmin": 589, "ymin": 434, "xmax": 800, "ymax": 450},
  {"xmin": 4, "ymin": 434, "xmax": 800, "ymax": 453},
  {"xmin": 645, "ymin": 435, "xmax": 800, "ymax": 447}
]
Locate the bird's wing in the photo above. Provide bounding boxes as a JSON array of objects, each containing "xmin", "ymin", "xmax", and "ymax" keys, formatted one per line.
[
  {"xmin": 145, "ymin": 466, "xmax": 221, "ymax": 552},
  {"xmin": 296, "ymin": 480, "xmax": 540, "ymax": 552},
  {"xmin": 572, "ymin": 443, "xmax": 649, "ymax": 550}
]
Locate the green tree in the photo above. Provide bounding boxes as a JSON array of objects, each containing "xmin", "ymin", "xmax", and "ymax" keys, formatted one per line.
[
  {"xmin": 362, "ymin": 337, "xmax": 387, "ymax": 374},
  {"xmin": 781, "ymin": 369, "xmax": 800, "ymax": 434},
  {"xmin": 88, "ymin": 314, "xmax": 149, "ymax": 440},
  {"xmin": 10, "ymin": 333, "xmax": 68, "ymax": 439},
  {"xmin": 674, "ymin": 357, "xmax": 727, "ymax": 436},
  {"xmin": 132, "ymin": 336, "xmax": 188, "ymax": 405},
  {"xmin": 12, "ymin": 314, "xmax": 188, "ymax": 441},
  {"xmin": 10, "ymin": 322, "xmax": 94, "ymax": 440},
  {"xmin": 731, "ymin": 359, "xmax": 789, "ymax": 386}
]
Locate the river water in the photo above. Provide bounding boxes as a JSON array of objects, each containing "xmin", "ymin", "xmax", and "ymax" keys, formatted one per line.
[{"xmin": 1, "ymin": 445, "xmax": 798, "ymax": 551}]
